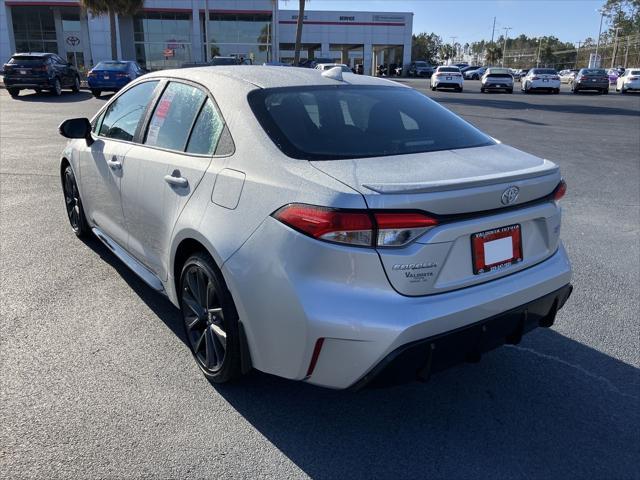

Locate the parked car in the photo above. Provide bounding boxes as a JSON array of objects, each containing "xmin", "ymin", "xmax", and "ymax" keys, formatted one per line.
[
  {"xmin": 606, "ymin": 68, "xmax": 620, "ymax": 85},
  {"xmin": 182, "ymin": 56, "xmax": 252, "ymax": 69},
  {"xmin": 2, "ymin": 52, "xmax": 80, "ymax": 97},
  {"xmin": 87, "ymin": 60, "xmax": 146, "ymax": 98},
  {"xmin": 480, "ymin": 67, "xmax": 514, "ymax": 93},
  {"xmin": 57, "ymin": 66, "xmax": 572, "ymax": 389},
  {"xmin": 616, "ymin": 68, "xmax": 640, "ymax": 93},
  {"xmin": 558, "ymin": 69, "xmax": 579, "ymax": 84},
  {"xmin": 430, "ymin": 66, "xmax": 463, "ymax": 91},
  {"xmin": 513, "ymin": 68, "xmax": 530, "ymax": 82},
  {"xmin": 464, "ymin": 66, "xmax": 487, "ymax": 80},
  {"xmin": 453, "ymin": 62, "xmax": 469, "ymax": 69},
  {"xmin": 263, "ymin": 61, "xmax": 291, "ymax": 67},
  {"xmin": 460, "ymin": 65, "xmax": 480, "ymax": 74},
  {"xmin": 408, "ymin": 61, "xmax": 435, "ymax": 78},
  {"xmin": 315, "ymin": 63, "xmax": 352, "ymax": 73},
  {"xmin": 521, "ymin": 68, "xmax": 561, "ymax": 94},
  {"xmin": 570, "ymin": 68, "xmax": 609, "ymax": 94}
]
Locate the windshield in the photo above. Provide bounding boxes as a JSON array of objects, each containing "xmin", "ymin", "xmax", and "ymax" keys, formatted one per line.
[
  {"xmin": 95, "ymin": 61, "xmax": 129, "ymax": 71},
  {"xmin": 248, "ymin": 86, "xmax": 495, "ymax": 160}
]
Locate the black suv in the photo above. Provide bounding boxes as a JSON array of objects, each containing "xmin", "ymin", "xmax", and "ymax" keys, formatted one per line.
[
  {"xmin": 3, "ymin": 52, "xmax": 81, "ymax": 98},
  {"xmin": 408, "ymin": 61, "xmax": 436, "ymax": 78}
]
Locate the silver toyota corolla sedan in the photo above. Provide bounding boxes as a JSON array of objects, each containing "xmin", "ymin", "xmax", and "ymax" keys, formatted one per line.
[{"xmin": 58, "ymin": 66, "xmax": 572, "ymax": 389}]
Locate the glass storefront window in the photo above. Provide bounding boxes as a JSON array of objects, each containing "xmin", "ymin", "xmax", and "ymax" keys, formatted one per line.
[
  {"xmin": 206, "ymin": 13, "xmax": 272, "ymax": 64},
  {"xmin": 11, "ymin": 6, "xmax": 58, "ymax": 53},
  {"xmin": 133, "ymin": 12, "xmax": 192, "ymax": 70}
]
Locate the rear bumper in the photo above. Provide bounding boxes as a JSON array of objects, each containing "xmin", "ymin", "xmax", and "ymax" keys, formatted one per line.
[
  {"xmin": 351, "ymin": 283, "xmax": 572, "ymax": 389},
  {"xmin": 576, "ymin": 82, "xmax": 609, "ymax": 90},
  {"xmin": 4, "ymin": 77, "xmax": 53, "ymax": 89},
  {"xmin": 528, "ymin": 81, "xmax": 560, "ymax": 90},
  {"xmin": 87, "ymin": 79, "xmax": 129, "ymax": 90},
  {"xmin": 483, "ymin": 83, "xmax": 513, "ymax": 90},
  {"xmin": 433, "ymin": 80, "xmax": 462, "ymax": 88}
]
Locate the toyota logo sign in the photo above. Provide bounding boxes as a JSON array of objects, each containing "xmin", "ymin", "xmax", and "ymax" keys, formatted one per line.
[
  {"xmin": 66, "ymin": 35, "xmax": 80, "ymax": 47},
  {"xmin": 501, "ymin": 186, "xmax": 520, "ymax": 205}
]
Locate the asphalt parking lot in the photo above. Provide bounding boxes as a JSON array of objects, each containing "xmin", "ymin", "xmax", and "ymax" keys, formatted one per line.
[{"xmin": 1, "ymin": 80, "xmax": 639, "ymax": 479}]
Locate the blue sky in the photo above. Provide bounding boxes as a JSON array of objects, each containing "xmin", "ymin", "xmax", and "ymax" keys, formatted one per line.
[{"xmin": 279, "ymin": 0, "xmax": 606, "ymax": 45}]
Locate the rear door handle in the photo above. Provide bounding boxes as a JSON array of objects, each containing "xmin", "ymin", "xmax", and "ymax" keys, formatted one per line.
[
  {"xmin": 107, "ymin": 156, "xmax": 122, "ymax": 170},
  {"xmin": 164, "ymin": 170, "xmax": 188, "ymax": 188}
]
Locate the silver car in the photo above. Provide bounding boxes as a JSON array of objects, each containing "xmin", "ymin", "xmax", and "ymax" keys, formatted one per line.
[
  {"xmin": 481, "ymin": 68, "xmax": 514, "ymax": 93},
  {"xmin": 58, "ymin": 66, "xmax": 572, "ymax": 389}
]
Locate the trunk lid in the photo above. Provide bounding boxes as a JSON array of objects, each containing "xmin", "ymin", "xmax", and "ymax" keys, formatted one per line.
[{"xmin": 311, "ymin": 143, "xmax": 563, "ymax": 296}]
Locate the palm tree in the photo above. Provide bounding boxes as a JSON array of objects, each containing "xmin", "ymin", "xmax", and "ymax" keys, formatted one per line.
[
  {"xmin": 485, "ymin": 43, "xmax": 503, "ymax": 65},
  {"xmin": 80, "ymin": 0, "xmax": 144, "ymax": 61},
  {"xmin": 293, "ymin": 0, "xmax": 306, "ymax": 65}
]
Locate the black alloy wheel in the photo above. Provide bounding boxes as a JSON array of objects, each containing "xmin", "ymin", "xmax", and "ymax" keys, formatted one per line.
[
  {"xmin": 72, "ymin": 76, "xmax": 80, "ymax": 92},
  {"xmin": 52, "ymin": 78, "xmax": 62, "ymax": 96},
  {"xmin": 180, "ymin": 253, "xmax": 241, "ymax": 383},
  {"xmin": 62, "ymin": 165, "xmax": 89, "ymax": 237}
]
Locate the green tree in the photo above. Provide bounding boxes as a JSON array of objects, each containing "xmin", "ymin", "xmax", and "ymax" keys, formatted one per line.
[
  {"xmin": 80, "ymin": 0, "xmax": 144, "ymax": 61},
  {"xmin": 603, "ymin": 0, "xmax": 640, "ymax": 35},
  {"xmin": 411, "ymin": 32, "xmax": 442, "ymax": 64},
  {"xmin": 485, "ymin": 43, "xmax": 502, "ymax": 65}
]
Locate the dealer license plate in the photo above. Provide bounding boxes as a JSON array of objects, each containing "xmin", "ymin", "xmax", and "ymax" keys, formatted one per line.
[{"xmin": 471, "ymin": 224, "xmax": 522, "ymax": 274}]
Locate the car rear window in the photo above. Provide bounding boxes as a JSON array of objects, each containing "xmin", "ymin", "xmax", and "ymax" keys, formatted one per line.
[
  {"xmin": 95, "ymin": 61, "xmax": 129, "ymax": 71},
  {"xmin": 630, "ymin": 70, "xmax": 640, "ymax": 75},
  {"xmin": 488, "ymin": 73, "xmax": 512, "ymax": 78},
  {"xmin": 582, "ymin": 69, "xmax": 606, "ymax": 75},
  {"xmin": 533, "ymin": 69, "xmax": 557, "ymax": 75},
  {"xmin": 248, "ymin": 86, "xmax": 495, "ymax": 160},
  {"xmin": 9, "ymin": 56, "xmax": 46, "ymax": 65},
  {"xmin": 438, "ymin": 67, "xmax": 459, "ymax": 72}
]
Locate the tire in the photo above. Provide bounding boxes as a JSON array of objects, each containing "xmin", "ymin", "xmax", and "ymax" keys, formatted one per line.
[
  {"xmin": 34, "ymin": 88, "xmax": 42, "ymax": 94},
  {"xmin": 431, "ymin": 86, "xmax": 436, "ymax": 91},
  {"xmin": 480, "ymin": 87, "xmax": 485, "ymax": 93},
  {"xmin": 7, "ymin": 88, "xmax": 19, "ymax": 98},
  {"xmin": 51, "ymin": 78, "xmax": 62, "ymax": 96},
  {"xmin": 91, "ymin": 89, "xmax": 101, "ymax": 98},
  {"xmin": 62, "ymin": 164, "xmax": 90, "ymax": 238},
  {"xmin": 180, "ymin": 252, "xmax": 242, "ymax": 384},
  {"xmin": 508, "ymin": 88, "xmax": 513, "ymax": 94},
  {"xmin": 554, "ymin": 88, "xmax": 560, "ymax": 94},
  {"xmin": 71, "ymin": 75, "xmax": 80, "ymax": 92},
  {"xmin": 621, "ymin": 88, "xmax": 627, "ymax": 94},
  {"xmin": 604, "ymin": 89, "xmax": 609, "ymax": 95},
  {"xmin": 458, "ymin": 86, "xmax": 463, "ymax": 92}
]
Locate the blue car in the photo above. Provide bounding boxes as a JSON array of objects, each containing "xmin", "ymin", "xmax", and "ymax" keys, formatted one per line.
[{"xmin": 87, "ymin": 61, "xmax": 146, "ymax": 97}]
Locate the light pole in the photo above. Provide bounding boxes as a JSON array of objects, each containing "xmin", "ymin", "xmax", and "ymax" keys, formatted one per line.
[
  {"xmin": 450, "ymin": 36, "xmax": 458, "ymax": 63},
  {"xmin": 575, "ymin": 40, "xmax": 582, "ymax": 68},
  {"xmin": 536, "ymin": 38, "xmax": 543, "ymax": 67},
  {"xmin": 501, "ymin": 27, "xmax": 512, "ymax": 67},
  {"xmin": 595, "ymin": 8, "xmax": 606, "ymax": 67}
]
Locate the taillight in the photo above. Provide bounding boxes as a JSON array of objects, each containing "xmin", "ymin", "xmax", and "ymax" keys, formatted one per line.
[
  {"xmin": 87, "ymin": 70, "xmax": 96, "ymax": 77},
  {"xmin": 374, "ymin": 212, "xmax": 438, "ymax": 247},
  {"xmin": 274, "ymin": 204, "xmax": 373, "ymax": 246},
  {"xmin": 272, "ymin": 204, "xmax": 439, "ymax": 248},
  {"xmin": 553, "ymin": 179, "xmax": 567, "ymax": 201},
  {"xmin": 33, "ymin": 65, "xmax": 47, "ymax": 72},
  {"xmin": 552, "ymin": 76, "xmax": 560, "ymax": 80},
  {"xmin": 532, "ymin": 76, "xmax": 540, "ymax": 80},
  {"xmin": 115, "ymin": 73, "xmax": 129, "ymax": 79}
]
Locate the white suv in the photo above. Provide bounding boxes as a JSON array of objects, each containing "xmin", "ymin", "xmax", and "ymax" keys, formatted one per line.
[{"xmin": 430, "ymin": 66, "xmax": 463, "ymax": 92}]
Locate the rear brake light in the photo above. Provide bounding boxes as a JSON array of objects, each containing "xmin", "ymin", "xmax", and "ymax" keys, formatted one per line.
[
  {"xmin": 273, "ymin": 204, "xmax": 439, "ymax": 248},
  {"xmin": 273, "ymin": 204, "xmax": 373, "ymax": 246},
  {"xmin": 553, "ymin": 179, "xmax": 567, "ymax": 201},
  {"xmin": 33, "ymin": 65, "xmax": 47, "ymax": 72},
  {"xmin": 115, "ymin": 73, "xmax": 129, "ymax": 78},
  {"xmin": 87, "ymin": 71, "xmax": 96, "ymax": 77},
  {"xmin": 532, "ymin": 76, "xmax": 540, "ymax": 80}
]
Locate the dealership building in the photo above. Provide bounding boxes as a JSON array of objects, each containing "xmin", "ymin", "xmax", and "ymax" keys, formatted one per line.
[{"xmin": 0, "ymin": 0, "xmax": 412, "ymax": 75}]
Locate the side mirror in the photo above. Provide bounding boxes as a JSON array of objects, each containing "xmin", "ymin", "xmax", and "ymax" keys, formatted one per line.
[{"xmin": 58, "ymin": 117, "xmax": 93, "ymax": 146}]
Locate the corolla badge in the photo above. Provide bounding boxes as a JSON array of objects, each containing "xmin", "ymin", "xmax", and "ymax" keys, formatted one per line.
[{"xmin": 501, "ymin": 186, "xmax": 520, "ymax": 205}]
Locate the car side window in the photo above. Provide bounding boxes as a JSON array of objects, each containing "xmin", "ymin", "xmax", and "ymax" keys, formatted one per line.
[
  {"xmin": 99, "ymin": 80, "xmax": 159, "ymax": 142},
  {"xmin": 186, "ymin": 98, "xmax": 224, "ymax": 155},
  {"xmin": 145, "ymin": 82, "xmax": 206, "ymax": 151}
]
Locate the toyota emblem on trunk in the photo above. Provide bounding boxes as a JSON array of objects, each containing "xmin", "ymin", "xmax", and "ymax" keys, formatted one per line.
[{"xmin": 501, "ymin": 186, "xmax": 520, "ymax": 205}]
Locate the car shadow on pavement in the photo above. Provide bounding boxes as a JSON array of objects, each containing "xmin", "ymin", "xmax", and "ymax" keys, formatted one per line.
[
  {"xmin": 437, "ymin": 96, "xmax": 640, "ymax": 117},
  {"xmin": 82, "ymin": 235, "xmax": 639, "ymax": 479},
  {"xmin": 9, "ymin": 91, "xmax": 96, "ymax": 103}
]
